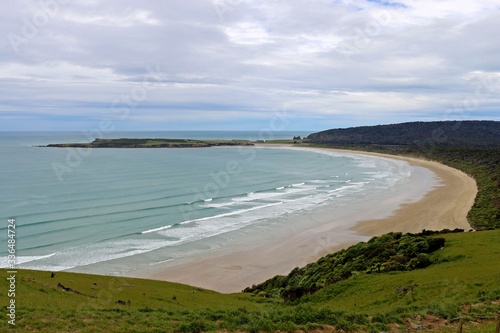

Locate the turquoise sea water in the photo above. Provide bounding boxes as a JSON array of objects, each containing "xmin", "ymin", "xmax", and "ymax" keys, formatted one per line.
[{"xmin": 0, "ymin": 131, "xmax": 428, "ymax": 275}]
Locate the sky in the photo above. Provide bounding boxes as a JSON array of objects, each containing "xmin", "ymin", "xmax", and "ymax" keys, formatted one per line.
[{"xmin": 1, "ymin": 0, "xmax": 500, "ymax": 131}]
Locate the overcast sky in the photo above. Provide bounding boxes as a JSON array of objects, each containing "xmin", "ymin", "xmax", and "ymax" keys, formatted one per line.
[{"xmin": 1, "ymin": 0, "xmax": 499, "ymax": 131}]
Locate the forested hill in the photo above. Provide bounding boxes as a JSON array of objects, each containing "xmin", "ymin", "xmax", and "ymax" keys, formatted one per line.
[
  {"xmin": 306, "ymin": 120, "xmax": 500, "ymax": 146},
  {"xmin": 306, "ymin": 120, "xmax": 500, "ymax": 230}
]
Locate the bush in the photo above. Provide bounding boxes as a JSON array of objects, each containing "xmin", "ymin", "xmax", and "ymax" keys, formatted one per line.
[
  {"xmin": 245, "ymin": 232, "xmax": 447, "ymax": 300},
  {"xmin": 178, "ymin": 319, "xmax": 214, "ymax": 333}
]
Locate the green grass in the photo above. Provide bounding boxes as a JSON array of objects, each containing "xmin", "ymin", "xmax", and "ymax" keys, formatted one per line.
[
  {"xmin": 1, "ymin": 270, "xmax": 269, "ymax": 332},
  {"xmin": 2, "ymin": 230, "xmax": 499, "ymax": 332},
  {"xmin": 299, "ymin": 231, "xmax": 500, "ymax": 313}
]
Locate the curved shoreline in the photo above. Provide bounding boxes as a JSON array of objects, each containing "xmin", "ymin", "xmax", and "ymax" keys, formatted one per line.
[
  {"xmin": 144, "ymin": 146, "xmax": 477, "ymax": 293},
  {"xmin": 345, "ymin": 150, "xmax": 476, "ymax": 235}
]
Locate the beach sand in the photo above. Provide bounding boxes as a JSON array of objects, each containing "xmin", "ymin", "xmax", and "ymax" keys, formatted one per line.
[{"xmin": 145, "ymin": 147, "xmax": 477, "ymax": 293}]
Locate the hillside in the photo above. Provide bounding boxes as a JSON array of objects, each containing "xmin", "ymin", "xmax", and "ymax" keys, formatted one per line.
[
  {"xmin": 306, "ymin": 121, "xmax": 500, "ymax": 146},
  {"xmin": 2, "ymin": 230, "xmax": 499, "ymax": 332}
]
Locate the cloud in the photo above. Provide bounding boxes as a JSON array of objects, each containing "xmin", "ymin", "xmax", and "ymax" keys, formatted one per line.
[
  {"xmin": 60, "ymin": 10, "xmax": 161, "ymax": 27},
  {"xmin": 0, "ymin": 62, "xmax": 124, "ymax": 82},
  {"xmin": 0, "ymin": 0, "xmax": 499, "ymax": 131}
]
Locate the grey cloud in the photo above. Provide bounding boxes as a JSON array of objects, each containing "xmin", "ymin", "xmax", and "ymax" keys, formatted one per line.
[{"xmin": 1, "ymin": 0, "xmax": 499, "ymax": 130}]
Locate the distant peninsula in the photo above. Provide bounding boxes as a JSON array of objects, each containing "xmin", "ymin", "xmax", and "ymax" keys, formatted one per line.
[{"xmin": 43, "ymin": 138, "xmax": 255, "ymax": 148}]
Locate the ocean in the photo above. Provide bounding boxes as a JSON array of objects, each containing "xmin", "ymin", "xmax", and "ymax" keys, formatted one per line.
[{"xmin": 0, "ymin": 131, "xmax": 435, "ymax": 276}]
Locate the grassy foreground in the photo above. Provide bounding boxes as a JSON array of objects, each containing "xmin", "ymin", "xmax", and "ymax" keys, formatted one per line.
[{"xmin": 2, "ymin": 230, "xmax": 500, "ymax": 332}]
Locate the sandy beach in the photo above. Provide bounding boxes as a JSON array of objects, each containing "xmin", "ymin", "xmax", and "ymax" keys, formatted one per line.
[{"xmin": 145, "ymin": 146, "xmax": 477, "ymax": 293}]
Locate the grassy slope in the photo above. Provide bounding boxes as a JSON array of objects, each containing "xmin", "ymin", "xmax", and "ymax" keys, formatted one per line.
[
  {"xmin": 2, "ymin": 230, "xmax": 499, "ymax": 332},
  {"xmin": 301, "ymin": 231, "xmax": 500, "ymax": 314},
  {"xmin": 1, "ymin": 270, "xmax": 268, "ymax": 332}
]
